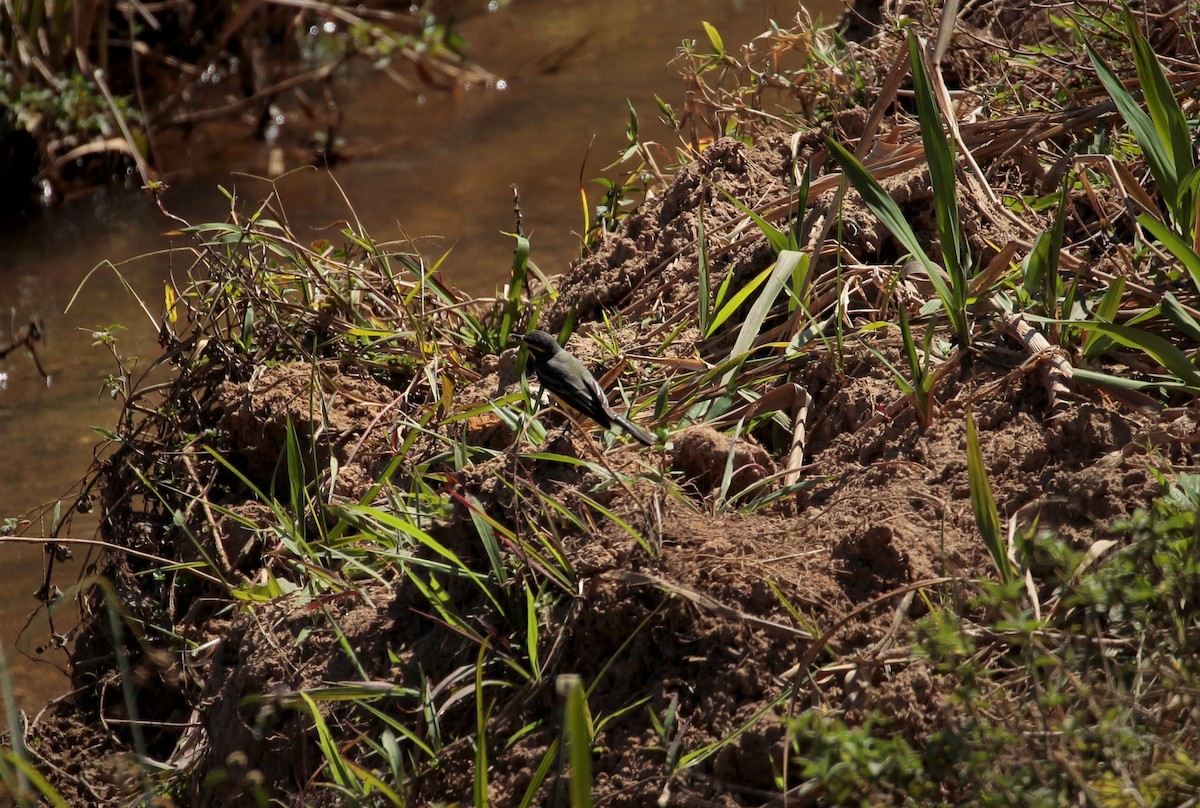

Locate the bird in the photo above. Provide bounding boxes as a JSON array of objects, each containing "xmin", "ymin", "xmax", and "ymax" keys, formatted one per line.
[{"xmin": 518, "ymin": 330, "xmax": 655, "ymax": 446}]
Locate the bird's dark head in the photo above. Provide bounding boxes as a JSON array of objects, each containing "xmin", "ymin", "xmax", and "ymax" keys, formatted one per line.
[{"xmin": 520, "ymin": 330, "xmax": 562, "ymax": 359}]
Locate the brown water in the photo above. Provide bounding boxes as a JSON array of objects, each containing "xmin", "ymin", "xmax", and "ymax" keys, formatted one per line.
[{"xmin": 0, "ymin": 0, "xmax": 830, "ymax": 712}]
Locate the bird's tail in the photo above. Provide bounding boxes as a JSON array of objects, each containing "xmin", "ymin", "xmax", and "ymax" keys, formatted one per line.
[{"xmin": 613, "ymin": 413, "xmax": 655, "ymax": 446}]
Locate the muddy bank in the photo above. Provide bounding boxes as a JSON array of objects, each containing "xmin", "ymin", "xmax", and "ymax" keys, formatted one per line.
[
  {"xmin": 8, "ymin": 0, "xmax": 1200, "ymax": 805},
  {"xmin": 0, "ymin": 0, "xmax": 778, "ymax": 715}
]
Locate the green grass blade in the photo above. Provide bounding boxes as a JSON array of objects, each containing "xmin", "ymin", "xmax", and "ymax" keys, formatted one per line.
[
  {"xmin": 676, "ymin": 687, "xmax": 793, "ymax": 770},
  {"xmin": 697, "ymin": 205, "xmax": 711, "ymax": 333},
  {"xmin": 1161, "ymin": 292, "xmax": 1200, "ymax": 343},
  {"xmin": 1072, "ymin": 366, "xmax": 1190, "ymax": 392},
  {"xmin": 0, "ymin": 752, "xmax": 70, "ymax": 808},
  {"xmin": 1082, "ymin": 276, "xmax": 1125, "ymax": 359},
  {"xmin": 706, "ymin": 259, "xmax": 777, "ymax": 338},
  {"xmin": 716, "ymin": 185, "xmax": 792, "ymax": 254},
  {"xmin": 1084, "ymin": 38, "xmax": 1179, "ymax": 226},
  {"xmin": 966, "ymin": 411, "xmax": 1013, "ymax": 584},
  {"xmin": 348, "ymin": 504, "xmax": 503, "ymax": 612},
  {"xmin": 789, "ymin": 162, "xmax": 811, "ymax": 254},
  {"xmin": 559, "ymin": 675, "xmax": 594, "ymax": 808},
  {"xmin": 497, "ymin": 231, "xmax": 531, "ymax": 349},
  {"xmin": 864, "ymin": 340, "xmax": 915, "ymax": 397},
  {"xmin": 518, "ymin": 739, "xmax": 560, "ymax": 808},
  {"xmin": 575, "ymin": 493, "xmax": 655, "ymax": 557},
  {"xmin": 474, "ymin": 644, "xmax": 491, "ymax": 808},
  {"xmin": 788, "ymin": 255, "xmax": 814, "ymax": 315},
  {"xmin": 1046, "ymin": 317, "xmax": 1200, "ymax": 389},
  {"xmin": 1137, "ymin": 213, "xmax": 1200, "ymax": 293},
  {"xmin": 0, "ymin": 640, "xmax": 32, "ymax": 802},
  {"xmin": 465, "ymin": 493, "xmax": 509, "ymax": 588},
  {"xmin": 908, "ymin": 34, "xmax": 967, "ymax": 289},
  {"xmin": 722, "ymin": 250, "xmax": 807, "ymax": 382},
  {"xmin": 1023, "ymin": 187, "xmax": 1068, "ymax": 311},
  {"xmin": 342, "ymin": 760, "xmax": 404, "ymax": 805},
  {"xmin": 301, "ymin": 692, "xmax": 361, "ymax": 791},
  {"xmin": 895, "ymin": 306, "xmax": 931, "ymax": 421},
  {"xmin": 898, "ymin": 306, "xmax": 923, "ymax": 390},
  {"xmin": 1124, "ymin": 4, "xmax": 1195, "ymax": 232},
  {"xmin": 826, "ymin": 137, "xmax": 968, "ymax": 342},
  {"xmin": 358, "ymin": 704, "xmax": 438, "ymax": 760},
  {"xmin": 525, "ymin": 584, "xmax": 541, "ymax": 679}
]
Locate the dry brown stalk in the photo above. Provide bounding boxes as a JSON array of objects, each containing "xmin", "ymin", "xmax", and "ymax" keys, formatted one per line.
[{"xmin": 998, "ymin": 311, "xmax": 1074, "ymax": 413}]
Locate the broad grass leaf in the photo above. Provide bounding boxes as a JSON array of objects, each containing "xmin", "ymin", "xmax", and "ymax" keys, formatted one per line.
[
  {"xmin": 1125, "ymin": 4, "xmax": 1195, "ymax": 228},
  {"xmin": 909, "ymin": 34, "xmax": 966, "ymax": 287},
  {"xmin": 826, "ymin": 137, "xmax": 968, "ymax": 341},
  {"xmin": 1138, "ymin": 213, "xmax": 1200, "ymax": 293},
  {"xmin": 1085, "ymin": 38, "xmax": 1180, "ymax": 227},
  {"xmin": 967, "ymin": 411, "xmax": 1013, "ymax": 584},
  {"xmin": 720, "ymin": 250, "xmax": 808, "ymax": 387},
  {"xmin": 1035, "ymin": 315, "xmax": 1200, "ymax": 390}
]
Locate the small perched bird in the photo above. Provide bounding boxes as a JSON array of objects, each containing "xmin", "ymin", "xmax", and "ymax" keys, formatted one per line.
[{"xmin": 519, "ymin": 330, "xmax": 655, "ymax": 446}]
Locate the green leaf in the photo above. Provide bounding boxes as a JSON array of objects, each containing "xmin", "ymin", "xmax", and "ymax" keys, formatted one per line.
[
  {"xmin": 1034, "ymin": 315, "xmax": 1200, "ymax": 389},
  {"xmin": 347, "ymin": 504, "xmax": 503, "ymax": 612},
  {"xmin": 697, "ymin": 205, "xmax": 711, "ymax": 333},
  {"xmin": 1023, "ymin": 228, "xmax": 1055, "ymax": 303},
  {"xmin": 675, "ymin": 688, "xmax": 793, "ymax": 770},
  {"xmin": 716, "ymin": 184, "xmax": 794, "ymax": 253},
  {"xmin": 524, "ymin": 584, "xmax": 540, "ymax": 679},
  {"xmin": 497, "ymin": 231, "xmax": 531, "ymax": 349},
  {"xmin": 518, "ymin": 739, "xmax": 561, "ymax": 808},
  {"xmin": 864, "ymin": 339, "xmax": 915, "ymax": 396},
  {"xmin": 707, "ymin": 259, "xmax": 775, "ymax": 337},
  {"xmin": 966, "ymin": 411, "xmax": 1013, "ymax": 584},
  {"xmin": 474, "ymin": 644, "xmax": 491, "ymax": 808},
  {"xmin": 1138, "ymin": 212, "xmax": 1200, "ymax": 293},
  {"xmin": 787, "ymin": 165, "xmax": 814, "ymax": 310},
  {"xmin": 826, "ymin": 137, "xmax": 969, "ymax": 343},
  {"xmin": 0, "ymin": 752, "xmax": 71, "ymax": 808},
  {"xmin": 897, "ymin": 306, "xmax": 931, "ymax": 419},
  {"xmin": 1161, "ymin": 292, "xmax": 1200, "ymax": 343},
  {"xmin": 625, "ymin": 98, "xmax": 638, "ymax": 141},
  {"xmin": 1082, "ymin": 276, "xmax": 1124, "ymax": 359},
  {"xmin": 559, "ymin": 675, "xmax": 594, "ymax": 808},
  {"xmin": 466, "ymin": 493, "xmax": 508, "ymax": 587},
  {"xmin": 1124, "ymin": 3, "xmax": 1195, "ymax": 230},
  {"xmin": 1024, "ymin": 186, "xmax": 1069, "ymax": 308},
  {"xmin": 701, "ymin": 20, "xmax": 725, "ymax": 58},
  {"xmin": 909, "ymin": 33, "xmax": 968, "ymax": 288},
  {"xmin": 721, "ymin": 251, "xmax": 808, "ymax": 386},
  {"xmin": 1084, "ymin": 37, "xmax": 1180, "ymax": 227},
  {"xmin": 301, "ymin": 692, "xmax": 361, "ymax": 791},
  {"xmin": 1072, "ymin": 366, "xmax": 1189, "ymax": 392}
]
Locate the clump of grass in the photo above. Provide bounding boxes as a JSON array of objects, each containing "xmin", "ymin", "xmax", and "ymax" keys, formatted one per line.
[{"xmin": 4, "ymin": 182, "xmax": 675, "ymax": 804}]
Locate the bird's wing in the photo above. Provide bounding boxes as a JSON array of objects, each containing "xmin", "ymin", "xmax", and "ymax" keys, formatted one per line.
[
  {"xmin": 579, "ymin": 373, "xmax": 616, "ymax": 423},
  {"xmin": 541, "ymin": 356, "xmax": 613, "ymax": 426}
]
